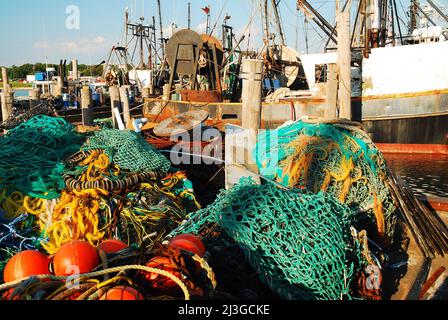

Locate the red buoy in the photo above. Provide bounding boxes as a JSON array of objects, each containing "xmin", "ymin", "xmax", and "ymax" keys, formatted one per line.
[
  {"xmin": 169, "ymin": 234, "xmax": 206, "ymax": 257},
  {"xmin": 53, "ymin": 241, "xmax": 99, "ymax": 276},
  {"xmin": 144, "ymin": 256, "xmax": 182, "ymax": 289},
  {"xmin": 3, "ymin": 250, "xmax": 51, "ymax": 283},
  {"xmin": 100, "ymin": 286, "xmax": 144, "ymax": 300},
  {"xmin": 97, "ymin": 239, "xmax": 128, "ymax": 254}
]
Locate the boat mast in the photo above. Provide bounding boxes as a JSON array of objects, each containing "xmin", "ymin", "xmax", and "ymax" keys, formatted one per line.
[
  {"xmin": 297, "ymin": 0, "xmax": 338, "ymax": 44},
  {"xmin": 270, "ymin": 0, "xmax": 286, "ymax": 45},
  {"xmin": 262, "ymin": 0, "xmax": 270, "ymax": 43},
  {"xmin": 410, "ymin": 0, "xmax": 419, "ymax": 32},
  {"xmin": 157, "ymin": 0, "xmax": 165, "ymax": 58}
]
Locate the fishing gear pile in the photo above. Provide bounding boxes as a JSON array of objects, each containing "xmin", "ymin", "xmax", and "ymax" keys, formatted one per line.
[
  {"xmin": 82, "ymin": 128, "xmax": 171, "ymax": 174},
  {"xmin": 0, "ymin": 102, "xmax": 58, "ymax": 130},
  {"xmin": 0, "ymin": 116, "xmax": 213, "ymax": 300},
  {"xmin": 0, "ymin": 115, "xmax": 84, "ymax": 199},
  {"xmin": 254, "ymin": 119, "xmax": 398, "ymax": 240},
  {"xmin": 172, "ymin": 177, "xmax": 366, "ymax": 300}
]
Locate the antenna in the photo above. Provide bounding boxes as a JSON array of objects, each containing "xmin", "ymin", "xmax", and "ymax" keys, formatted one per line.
[
  {"xmin": 202, "ymin": 5, "xmax": 211, "ymax": 34},
  {"xmin": 188, "ymin": 2, "xmax": 191, "ymax": 30}
]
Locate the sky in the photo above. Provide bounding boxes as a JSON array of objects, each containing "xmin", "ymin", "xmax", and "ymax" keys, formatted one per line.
[{"xmin": 0, "ymin": 0, "xmax": 440, "ymax": 67}]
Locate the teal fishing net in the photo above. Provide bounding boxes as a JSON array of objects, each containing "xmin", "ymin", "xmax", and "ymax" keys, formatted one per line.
[
  {"xmin": 254, "ymin": 120, "xmax": 397, "ymax": 239},
  {"xmin": 172, "ymin": 178, "xmax": 364, "ymax": 300},
  {"xmin": 0, "ymin": 115, "xmax": 83, "ymax": 199},
  {"xmin": 0, "ymin": 213, "xmax": 45, "ymax": 279},
  {"xmin": 82, "ymin": 129, "xmax": 171, "ymax": 174}
]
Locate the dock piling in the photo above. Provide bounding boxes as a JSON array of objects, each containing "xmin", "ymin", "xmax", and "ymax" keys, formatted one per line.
[
  {"xmin": 72, "ymin": 59, "xmax": 79, "ymax": 81},
  {"xmin": 325, "ymin": 63, "xmax": 338, "ymax": 119},
  {"xmin": 241, "ymin": 58, "xmax": 263, "ymax": 171},
  {"xmin": 119, "ymin": 86, "xmax": 131, "ymax": 127},
  {"xmin": 336, "ymin": 6, "xmax": 352, "ymax": 120},
  {"xmin": 29, "ymin": 88, "xmax": 41, "ymax": 108},
  {"xmin": 1, "ymin": 89, "xmax": 13, "ymax": 126},
  {"xmin": 225, "ymin": 59, "xmax": 263, "ymax": 188},
  {"xmin": 109, "ymin": 86, "xmax": 121, "ymax": 129},
  {"xmin": 1, "ymin": 67, "xmax": 9, "ymax": 89},
  {"xmin": 81, "ymin": 86, "xmax": 93, "ymax": 126}
]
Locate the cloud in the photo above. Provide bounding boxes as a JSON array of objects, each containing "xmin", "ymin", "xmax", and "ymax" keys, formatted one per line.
[
  {"xmin": 195, "ymin": 22, "xmax": 207, "ymax": 34},
  {"xmin": 234, "ymin": 24, "xmax": 262, "ymax": 49},
  {"xmin": 162, "ymin": 24, "xmax": 176, "ymax": 38},
  {"xmin": 93, "ymin": 36, "xmax": 106, "ymax": 44},
  {"xmin": 33, "ymin": 41, "xmax": 50, "ymax": 49},
  {"xmin": 32, "ymin": 36, "xmax": 110, "ymax": 55}
]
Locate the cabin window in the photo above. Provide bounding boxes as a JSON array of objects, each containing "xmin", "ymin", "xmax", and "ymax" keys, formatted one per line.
[{"xmin": 315, "ymin": 64, "xmax": 327, "ymax": 83}]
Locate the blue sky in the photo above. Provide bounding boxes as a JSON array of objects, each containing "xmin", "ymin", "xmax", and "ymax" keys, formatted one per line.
[{"xmin": 0, "ymin": 0, "xmax": 425, "ymax": 66}]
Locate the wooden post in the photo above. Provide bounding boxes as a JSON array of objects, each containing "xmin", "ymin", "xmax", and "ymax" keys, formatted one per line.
[
  {"xmin": 141, "ymin": 87, "xmax": 151, "ymax": 113},
  {"xmin": 241, "ymin": 59, "xmax": 263, "ymax": 134},
  {"xmin": 141, "ymin": 87, "xmax": 150, "ymax": 99},
  {"xmin": 81, "ymin": 86, "xmax": 93, "ymax": 126},
  {"xmin": 53, "ymin": 82, "xmax": 62, "ymax": 97},
  {"xmin": 29, "ymin": 88, "xmax": 41, "ymax": 108},
  {"xmin": 99, "ymin": 91, "xmax": 104, "ymax": 106},
  {"xmin": 1, "ymin": 89, "xmax": 13, "ymax": 124},
  {"xmin": 2, "ymin": 67, "xmax": 9, "ymax": 88},
  {"xmin": 325, "ymin": 63, "xmax": 338, "ymax": 119},
  {"xmin": 337, "ymin": 6, "xmax": 352, "ymax": 120},
  {"xmin": 224, "ymin": 58, "xmax": 263, "ymax": 188},
  {"xmin": 109, "ymin": 85, "xmax": 121, "ymax": 128},
  {"xmin": 119, "ymin": 86, "xmax": 131, "ymax": 127},
  {"xmin": 54, "ymin": 76, "xmax": 64, "ymax": 96},
  {"xmin": 72, "ymin": 59, "xmax": 79, "ymax": 80},
  {"xmin": 163, "ymin": 83, "xmax": 171, "ymax": 101}
]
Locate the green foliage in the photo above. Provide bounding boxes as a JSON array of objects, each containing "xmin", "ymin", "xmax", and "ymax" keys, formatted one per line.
[{"xmin": 0, "ymin": 62, "xmax": 103, "ymax": 81}]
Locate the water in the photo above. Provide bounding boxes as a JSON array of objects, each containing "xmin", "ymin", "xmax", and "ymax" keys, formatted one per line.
[
  {"xmin": 13, "ymin": 89, "xmax": 31, "ymax": 97},
  {"xmin": 384, "ymin": 153, "xmax": 448, "ymax": 199}
]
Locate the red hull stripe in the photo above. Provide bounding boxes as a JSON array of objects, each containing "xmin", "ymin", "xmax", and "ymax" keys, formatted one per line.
[
  {"xmin": 418, "ymin": 195, "xmax": 448, "ymax": 213},
  {"xmin": 377, "ymin": 143, "xmax": 448, "ymax": 155}
]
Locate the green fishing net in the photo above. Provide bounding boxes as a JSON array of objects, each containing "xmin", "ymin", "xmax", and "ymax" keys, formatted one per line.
[
  {"xmin": 0, "ymin": 115, "xmax": 84, "ymax": 199},
  {"xmin": 254, "ymin": 120, "xmax": 397, "ymax": 239},
  {"xmin": 82, "ymin": 129, "xmax": 171, "ymax": 174},
  {"xmin": 172, "ymin": 178, "xmax": 363, "ymax": 300}
]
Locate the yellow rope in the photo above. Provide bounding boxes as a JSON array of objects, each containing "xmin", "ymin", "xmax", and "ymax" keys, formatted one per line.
[
  {"xmin": 0, "ymin": 189, "xmax": 25, "ymax": 219},
  {"xmin": 40, "ymin": 151, "xmax": 116, "ymax": 254},
  {"xmin": 41, "ymin": 188, "xmax": 108, "ymax": 254}
]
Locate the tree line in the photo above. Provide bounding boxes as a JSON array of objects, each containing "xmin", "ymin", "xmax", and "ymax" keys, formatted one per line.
[{"xmin": 0, "ymin": 62, "xmax": 104, "ymax": 80}]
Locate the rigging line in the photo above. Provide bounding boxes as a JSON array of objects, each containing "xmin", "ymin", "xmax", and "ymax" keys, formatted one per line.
[
  {"xmin": 306, "ymin": 17, "xmax": 310, "ymax": 53},
  {"xmin": 397, "ymin": 0, "xmax": 411, "ymax": 25},
  {"xmin": 245, "ymin": 0, "xmax": 259, "ymax": 51},
  {"xmin": 233, "ymin": 0, "xmax": 258, "ymax": 55}
]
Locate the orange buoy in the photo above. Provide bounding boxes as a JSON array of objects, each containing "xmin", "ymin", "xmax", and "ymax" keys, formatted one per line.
[
  {"xmin": 53, "ymin": 241, "xmax": 100, "ymax": 276},
  {"xmin": 3, "ymin": 250, "xmax": 51, "ymax": 283},
  {"xmin": 97, "ymin": 239, "xmax": 128, "ymax": 254},
  {"xmin": 169, "ymin": 234, "xmax": 206, "ymax": 257},
  {"xmin": 100, "ymin": 286, "xmax": 144, "ymax": 300},
  {"xmin": 144, "ymin": 256, "xmax": 182, "ymax": 289}
]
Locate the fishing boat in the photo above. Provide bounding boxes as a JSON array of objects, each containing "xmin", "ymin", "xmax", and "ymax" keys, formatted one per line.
[{"xmin": 140, "ymin": 0, "xmax": 448, "ymax": 155}]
